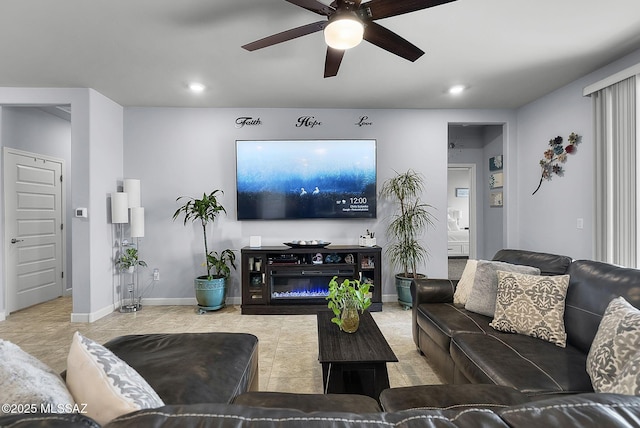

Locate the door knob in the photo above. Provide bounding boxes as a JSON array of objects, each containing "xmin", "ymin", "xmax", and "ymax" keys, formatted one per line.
[{"xmin": 10, "ymin": 238, "xmax": 24, "ymax": 244}]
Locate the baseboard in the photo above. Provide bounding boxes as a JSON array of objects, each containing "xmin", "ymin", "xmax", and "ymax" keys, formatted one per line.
[
  {"xmin": 140, "ymin": 296, "xmax": 242, "ymax": 306},
  {"xmin": 382, "ymin": 293, "xmax": 399, "ymax": 303},
  {"xmin": 70, "ymin": 303, "xmax": 115, "ymax": 323}
]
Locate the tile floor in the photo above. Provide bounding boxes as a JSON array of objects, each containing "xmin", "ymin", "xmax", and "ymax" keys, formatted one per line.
[{"xmin": 0, "ymin": 298, "xmax": 443, "ymax": 393}]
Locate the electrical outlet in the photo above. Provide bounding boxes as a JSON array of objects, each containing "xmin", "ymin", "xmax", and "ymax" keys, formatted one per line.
[
  {"xmin": 153, "ymin": 268, "xmax": 160, "ymax": 281},
  {"xmin": 577, "ymin": 218, "xmax": 584, "ymax": 229}
]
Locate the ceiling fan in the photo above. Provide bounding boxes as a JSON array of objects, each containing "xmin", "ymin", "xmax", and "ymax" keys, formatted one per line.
[{"xmin": 242, "ymin": 0, "xmax": 457, "ymax": 78}]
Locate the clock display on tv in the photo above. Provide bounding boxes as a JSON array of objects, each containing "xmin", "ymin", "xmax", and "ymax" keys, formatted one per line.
[{"xmin": 236, "ymin": 139, "xmax": 376, "ymax": 220}]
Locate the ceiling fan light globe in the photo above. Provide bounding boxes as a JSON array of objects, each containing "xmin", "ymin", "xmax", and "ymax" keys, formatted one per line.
[{"xmin": 324, "ymin": 17, "xmax": 364, "ymax": 50}]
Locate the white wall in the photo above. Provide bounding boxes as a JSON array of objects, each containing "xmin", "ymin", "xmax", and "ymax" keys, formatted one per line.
[
  {"xmin": 124, "ymin": 108, "xmax": 516, "ymax": 300},
  {"xmin": 515, "ymin": 48, "xmax": 640, "ymax": 260}
]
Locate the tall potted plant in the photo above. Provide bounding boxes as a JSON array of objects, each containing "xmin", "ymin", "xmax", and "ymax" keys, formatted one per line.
[
  {"xmin": 173, "ymin": 190, "xmax": 236, "ymax": 313},
  {"xmin": 380, "ymin": 169, "xmax": 435, "ymax": 309}
]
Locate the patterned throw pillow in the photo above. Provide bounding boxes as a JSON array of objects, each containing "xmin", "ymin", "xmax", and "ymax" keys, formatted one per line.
[
  {"xmin": 465, "ymin": 261, "xmax": 541, "ymax": 317},
  {"xmin": 490, "ymin": 271, "xmax": 569, "ymax": 347},
  {"xmin": 0, "ymin": 340, "xmax": 75, "ymax": 414},
  {"xmin": 453, "ymin": 259, "xmax": 478, "ymax": 305},
  {"xmin": 587, "ymin": 297, "xmax": 640, "ymax": 394},
  {"xmin": 66, "ymin": 332, "xmax": 164, "ymax": 425}
]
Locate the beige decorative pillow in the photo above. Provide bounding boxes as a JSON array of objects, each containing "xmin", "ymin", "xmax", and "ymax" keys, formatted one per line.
[
  {"xmin": 453, "ymin": 259, "xmax": 478, "ymax": 305},
  {"xmin": 66, "ymin": 332, "xmax": 164, "ymax": 425},
  {"xmin": 0, "ymin": 340, "xmax": 75, "ymax": 414},
  {"xmin": 587, "ymin": 297, "xmax": 640, "ymax": 394},
  {"xmin": 465, "ymin": 261, "xmax": 541, "ymax": 317},
  {"xmin": 490, "ymin": 271, "xmax": 569, "ymax": 347}
]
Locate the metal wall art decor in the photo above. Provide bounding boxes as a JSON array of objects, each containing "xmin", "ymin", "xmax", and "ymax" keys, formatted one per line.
[{"xmin": 532, "ymin": 132, "xmax": 580, "ymax": 195}]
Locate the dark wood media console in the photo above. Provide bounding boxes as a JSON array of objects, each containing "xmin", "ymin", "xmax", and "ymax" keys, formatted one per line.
[{"xmin": 241, "ymin": 245, "xmax": 382, "ymax": 315}]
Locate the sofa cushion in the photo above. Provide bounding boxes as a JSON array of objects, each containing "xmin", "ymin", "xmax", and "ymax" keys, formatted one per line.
[
  {"xmin": 490, "ymin": 271, "xmax": 569, "ymax": 347},
  {"xmin": 103, "ymin": 332, "xmax": 259, "ymax": 405},
  {"xmin": 465, "ymin": 261, "xmax": 540, "ymax": 317},
  {"xmin": 0, "ymin": 339, "xmax": 75, "ymax": 416},
  {"xmin": 232, "ymin": 392, "xmax": 381, "ymax": 413},
  {"xmin": 379, "ymin": 384, "xmax": 530, "ymax": 412},
  {"xmin": 453, "ymin": 259, "xmax": 477, "ymax": 305},
  {"xmin": 587, "ymin": 297, "xmax": 640, "ymax": 395},
  {"xmin": 565, "ymin": 260, "xmax": 640, "ymax": 354},
  {"xmin": 450, "ymin": 331, "xmax": 593, "ymax": 397},
  {"xmin": 66, "ymin": 332, "xmax": 164, "ymax": 425},
  {"xmin": 416, "ymin": 303, "xmax": 492, "ymax": 353}
]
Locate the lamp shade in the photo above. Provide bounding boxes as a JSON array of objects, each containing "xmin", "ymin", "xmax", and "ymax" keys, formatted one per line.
[
  {"xmin": 324, "ymin": 14, "xmax": 364, "ymax": 50},
  {"xmin": 130, "ymin": 207, "xmax": 145, "ymax": 238},
  {"xmin": 111, "ymin": 192, "xmax": 129, "ymax": 224},
  {"xmin": 123, "ymin": 179, "xmax": 141, "ymax": 208}
]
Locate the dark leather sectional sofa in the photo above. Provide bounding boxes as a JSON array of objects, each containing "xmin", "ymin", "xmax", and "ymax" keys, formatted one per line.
[
  {"xmin": 411, "ymin": 249, "xmax": 640, "ymax": 397},
  {"xmin": 3, "ymin": 249, "xmax": 640, "ymax": 427}
]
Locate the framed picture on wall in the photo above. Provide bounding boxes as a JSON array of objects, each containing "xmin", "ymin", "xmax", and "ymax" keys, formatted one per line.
[
  {"xmin": 489, "ymin": 172, "xmax": 503, "ymax": 189},
  {"xmin": 489, "ymin": 155, "xmax": 503, "ymax": 171},
  {"xmin": 490, "ymin": 191, "xmax": 503, "ymax": 207},
  {"xmin": 455, "ymin": 188, "xmax": 469, "ymax": 197}
]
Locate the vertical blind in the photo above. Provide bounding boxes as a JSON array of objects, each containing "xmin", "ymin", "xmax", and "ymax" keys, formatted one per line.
[{"xmin": 592, "ymin": 76, "xmax": 637, "ymax": 267}]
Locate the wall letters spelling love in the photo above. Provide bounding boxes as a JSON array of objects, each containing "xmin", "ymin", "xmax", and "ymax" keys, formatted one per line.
[
  {"xmin": 356, "ymin": 116, "xmax": 373, "ymax": 127},
  {"xmin": 235, "ymin": 117, "xmax": 262, "ymax": 128},
  {"xmin": 296, "ymin": 116, "xmax": 322, "ymax": 128}
]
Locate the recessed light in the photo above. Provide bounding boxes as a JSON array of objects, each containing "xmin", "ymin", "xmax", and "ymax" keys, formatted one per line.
[
  {"xmin": 448, "ymin": 85, "xmax": 466, "ymax": 95},
  {"xmin": 188, "ymin": 82, "xmax": 206, "ymax": 93}
]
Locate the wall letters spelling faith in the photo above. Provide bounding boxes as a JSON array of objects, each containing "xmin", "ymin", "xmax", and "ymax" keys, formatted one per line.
[
  {"xmin": 296, "ymin": 116, "xmax": 322, "ymax": 128},
  {"xmin": 356, "ymin": 116, "xmax": 373, "ymax": 127},
  {"xmin": 236, "ymin": 117, "xmax": 262, "ymax": 128}
]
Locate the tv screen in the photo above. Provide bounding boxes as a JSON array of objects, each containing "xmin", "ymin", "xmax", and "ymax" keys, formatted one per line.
[{"xmin": 236, "ymin": 139, "xmax": 376, "ymax": 220}]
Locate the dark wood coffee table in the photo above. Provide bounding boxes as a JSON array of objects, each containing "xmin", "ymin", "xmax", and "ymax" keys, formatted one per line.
[{"xmin": 317, "ymin": 310, "xmax": 398, "ymax": 402}]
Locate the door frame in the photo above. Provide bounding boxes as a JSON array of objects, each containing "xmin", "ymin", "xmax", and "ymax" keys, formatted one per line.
[
  {"xmin": 447, "ymin": 163, "xmax": 477, "ymax": 260},
  {"xmin": 3, "ymin": 147, "xmax": 67, "ymax": 313}
]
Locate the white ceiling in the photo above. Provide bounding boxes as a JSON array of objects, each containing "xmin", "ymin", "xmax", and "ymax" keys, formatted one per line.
[{"xmin": 1, "ymin": 0, "xmax": 640, "ymax": 109}]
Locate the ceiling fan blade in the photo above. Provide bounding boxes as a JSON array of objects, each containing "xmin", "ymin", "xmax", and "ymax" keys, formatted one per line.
[
  {"xmin": 242, "ymin": 21, "xmax": 326, "ymax": 51},
  {"xmin": 361, "ymin": 0, "xmax": 456, "ymax": 20},
  {"xmin": 285, "ymin": 0, "xmax": 334, "ymax": 16},
  {"xmin": 363, "ymin": 21, "xmax": 424, "ymax": 62},
  {"xmin": 324, "ymin": 47, "xmax": 345, "ymax": 78}
]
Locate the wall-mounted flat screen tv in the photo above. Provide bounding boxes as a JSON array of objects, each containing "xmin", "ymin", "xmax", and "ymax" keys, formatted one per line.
[{"xmin": 236, "ymin": 139, "xmax": 376, "ymax": 220}]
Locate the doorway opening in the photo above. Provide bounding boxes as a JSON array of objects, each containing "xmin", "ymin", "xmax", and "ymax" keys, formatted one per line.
[{"xmin": 2, "ymin": 105, "xmax": 71, "ymax": 316}]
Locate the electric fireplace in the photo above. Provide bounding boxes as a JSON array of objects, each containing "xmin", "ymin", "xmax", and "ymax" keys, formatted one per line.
[{"xmin": 270, "ymin": 266, "xmax": 356, "ymax": 303}]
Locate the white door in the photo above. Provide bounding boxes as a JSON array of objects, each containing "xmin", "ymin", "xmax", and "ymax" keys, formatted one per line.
[{"xmin": 3, "ymin": 148, "xmax": 64, "ymax": 313}]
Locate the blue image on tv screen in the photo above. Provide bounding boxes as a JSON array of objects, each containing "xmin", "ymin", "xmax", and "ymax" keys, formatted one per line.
[{"xmin": 236, "ymin": 139, "xmax": 377, "ymax": 220}]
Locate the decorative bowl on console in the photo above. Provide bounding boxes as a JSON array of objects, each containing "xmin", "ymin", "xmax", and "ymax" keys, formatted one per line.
[{"xmin": 284, "ymin": 240, "xmax": 330, "ymax": 248}]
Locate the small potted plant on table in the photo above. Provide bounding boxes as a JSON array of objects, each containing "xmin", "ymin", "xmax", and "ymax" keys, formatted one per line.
[
  {"xmin": 326, "ymin": 276, "xmax": 372, "ymax": 333},
  {"xmin": 173, "ymin": 190, "xmax": 237, "ymax": 314}
]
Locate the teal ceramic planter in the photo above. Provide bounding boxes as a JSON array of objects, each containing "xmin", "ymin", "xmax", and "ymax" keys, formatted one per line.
[
  {"xmin": 195, "ymin": 276, "xmax": 227, "ymax": 313},
  {"xmin": 395, "ymin": 273, "xmax": 426, "ymax": 310}
]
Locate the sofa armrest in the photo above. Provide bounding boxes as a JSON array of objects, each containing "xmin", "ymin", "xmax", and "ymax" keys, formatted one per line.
[
  {"xmin": 411, "ymin": 278, "xmax": 457, "ymax": 305},
  {"xmin": 411, "ymin": 278, "xmax": 457, "ymax": 348}
]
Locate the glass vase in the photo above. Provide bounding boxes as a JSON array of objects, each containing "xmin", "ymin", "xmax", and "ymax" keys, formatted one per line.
[{"xmin": 341, "ymin": 299, "xmax": 360, "ymax": 333}]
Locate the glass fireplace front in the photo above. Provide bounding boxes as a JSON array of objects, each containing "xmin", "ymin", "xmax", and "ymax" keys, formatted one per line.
[{"xmin": 269, "ymin": 265, "xmax": 356, "ymax": 304}]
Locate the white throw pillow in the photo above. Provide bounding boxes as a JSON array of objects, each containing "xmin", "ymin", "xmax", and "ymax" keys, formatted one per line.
[
  {"xmin": 453, "ymin": 259, "xmax": 478, "ymax": 305},
  {"xmin": 0, "ymin": 340, "xmax": 75, "ymax": 414},
  {"xmin": 66, "ymin": 332, "xmax": 164, "ymax": 425},
  {"xmin": 587, "ymin": 297, "xmax": 640, "ymax": 395},
  {"xmin": 465, "ymin": 260, "xmax": 541, "ymax": 317}
]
